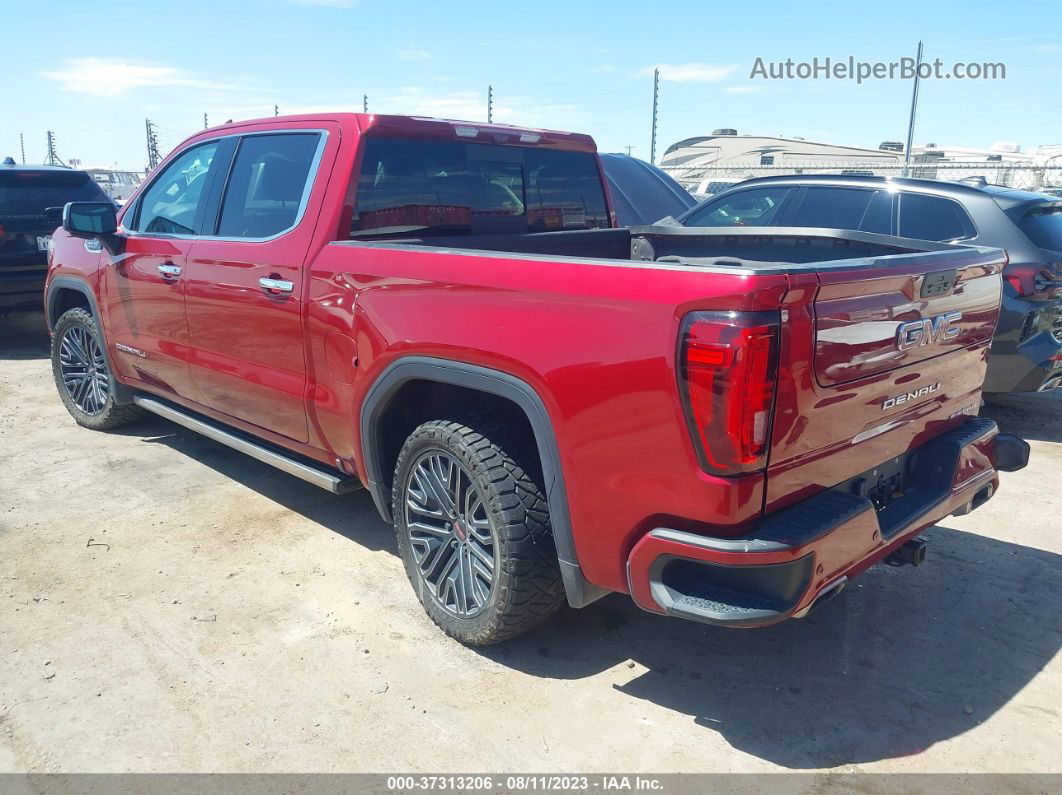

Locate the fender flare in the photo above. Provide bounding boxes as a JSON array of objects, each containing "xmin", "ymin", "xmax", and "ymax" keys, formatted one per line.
[
  {"xmin": 359, "ymin": 356, "xmax": 608, "ymax": 609},
  {"xmin": 46, "ymin": 276, "xmax": 135, "ymax": 405}
]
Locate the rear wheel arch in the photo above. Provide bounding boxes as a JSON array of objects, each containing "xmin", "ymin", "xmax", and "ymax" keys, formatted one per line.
[{"xmin": 359, "ymin": 356, "xmax": 608, "ymax": 608}]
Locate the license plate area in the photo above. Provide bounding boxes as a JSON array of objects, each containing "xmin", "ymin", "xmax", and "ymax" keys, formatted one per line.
[
  {"xmin": 848, "ymin": 455, "xmax": 914, "ymax": 512},
  {"xmin": 37, "ymin": 235, "xmax": 51, "ymax": 252}
]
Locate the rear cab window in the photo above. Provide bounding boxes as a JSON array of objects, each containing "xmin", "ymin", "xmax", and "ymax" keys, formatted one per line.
[
  {"xmin": 1017, "ymin": 204, "xmax": 1062, "ymax": 252},
  {"xmin": 350, "ymin": 137, "xmax": 610, "ymax": 236},
  {"xmin": 898, "ymin": 193, "xmax": 975, "ymax": 241}
]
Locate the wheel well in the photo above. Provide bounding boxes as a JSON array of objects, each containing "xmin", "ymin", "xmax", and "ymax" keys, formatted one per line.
[
  {"xmin": 51, "ymin": 287, "xmax": 92, "ymax": 325},
  {"xmin": 374, "ymin": 379, "xmax": 543, "ymax": 493}
]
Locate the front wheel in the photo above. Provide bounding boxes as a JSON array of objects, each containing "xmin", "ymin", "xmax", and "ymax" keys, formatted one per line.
[
  {"xmin": 50, "ymin": 308, "xmax": 143, "ymax": 430},
  {"xmin": 392, "ymin": 419, "xmax": 566, "ymax": 645}
]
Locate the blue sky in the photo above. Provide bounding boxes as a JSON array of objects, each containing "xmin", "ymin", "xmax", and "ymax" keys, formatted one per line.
[{"xmin": 3, "ymin": 0, "xmax": 1060, "ymax": 171}]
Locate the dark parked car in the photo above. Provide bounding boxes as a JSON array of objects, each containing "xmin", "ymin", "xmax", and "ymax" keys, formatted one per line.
[
  {"xmin": 677, "ymin": 175, "xmax": 1062, "ymax": 393},
  {"xmin": 598, "ymin": 153, "xmax": 696, "ymax": 226},
  {"xmin": 1, "ymin": 159, "xmax": 112, "ymax": 313}
]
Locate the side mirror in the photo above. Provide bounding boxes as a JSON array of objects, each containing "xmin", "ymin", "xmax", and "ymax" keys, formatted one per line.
[
  {"xmin": 63, "ymin": 202, "xmax": 118, "ymax": 237},
  {"xmin": 62, "ymin": 202, "xmax": 123, "ymax": 254}
]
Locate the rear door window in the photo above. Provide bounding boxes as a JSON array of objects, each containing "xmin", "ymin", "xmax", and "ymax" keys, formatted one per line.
[
  {"xmin": 683, "ymin": 187, "xmax": 790, "ymax": 227},
  {"xmin": 898, "ymin": 193, "xmax": 975, "ymax": 241},
  {"xmin": 351, "ymin": 136, "xmax": 610, "ymax": 236},
  {"xmin": 1018, "ymin": 204, "xmax": 1062, "ymax": 252},
  {"xmin": 217, "ymin": 133, "xmax": 322, "ymax": 239},
  {"xmin": 787, "ymin": 187, "xmax": 878, "ymax": 230}
]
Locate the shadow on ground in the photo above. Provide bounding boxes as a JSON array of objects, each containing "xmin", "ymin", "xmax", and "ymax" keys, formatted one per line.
[{"xmin": 0, "ymin": 311, "xmax": 49, "ymax": 360}]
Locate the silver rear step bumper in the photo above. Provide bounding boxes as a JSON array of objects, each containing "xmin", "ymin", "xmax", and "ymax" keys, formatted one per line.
[{"xmin": 134, "ymin": 396, "xmax": 361, "ymax": 495}]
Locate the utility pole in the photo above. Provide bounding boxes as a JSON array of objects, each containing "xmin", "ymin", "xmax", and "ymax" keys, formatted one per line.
[
  {"xmin": 20, "ymin": 133, "xmax": 25, "ymax": 164},
  {"xmin": 487, "ymin": 85, "xmax": 493, "ymax": 123},
  {"xmin": 44, "ymin": 131, "xmax": 65, "ymax": 167},
  {"xmin": 625, "ymin": 145, "xmax": 635, "ymax": 156},
  {"xmin": 363, "ymin": 94, "xmax": 368, "ymax": 113},
  {"xmin": 650, "ymin": 68, "xmax": 659, "ymax": 165},
  {"xmin": 204, "ymin": 112, "xmax": 208, "ymax": 129},
  {"xmin": 903, "ymin": 40, "xmax": 924, "ymax": 177},
  {"xmin": 145, "ymin": 119, "xmax": 161, "ymax": 172},
  {"xmin": 274, "ymin": 104, "xmax": 279, "ymax": 117}
]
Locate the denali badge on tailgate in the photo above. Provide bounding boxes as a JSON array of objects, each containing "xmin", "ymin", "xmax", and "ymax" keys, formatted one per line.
[
  {"xmin": 896, "ymin": 311, "xmax": 962, "ymax": 350},
  {"xmin": 883, "ymin": 382, "xmax": 941, "ymax": 409}
]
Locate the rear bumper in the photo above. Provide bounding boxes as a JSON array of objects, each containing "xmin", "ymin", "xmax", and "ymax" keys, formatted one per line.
[{"xmin": 626, "ymin": 418, "xmax": 1028, "ymax": 628}]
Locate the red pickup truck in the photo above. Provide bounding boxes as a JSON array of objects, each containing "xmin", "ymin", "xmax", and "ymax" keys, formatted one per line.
[{"xmin": 45, "ymin": 113, "xmax": 1028, "ymax": 645}]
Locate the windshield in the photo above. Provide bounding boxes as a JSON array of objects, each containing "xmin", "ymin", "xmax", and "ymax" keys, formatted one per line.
[
  {"xmin": 351, "ymin": 136, "xmax": 610, "ymax": 236},
  {"xmin": 0, "ymin": 170, "xmax": 109, "ymax": 215},
  {"xmin": 1020, "ymin": 204, "xmax": 1062, "ymax": 252}
]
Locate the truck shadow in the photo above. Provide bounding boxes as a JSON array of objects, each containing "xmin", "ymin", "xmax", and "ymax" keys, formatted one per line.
[
  {"xmin": 0, "ymin": 311, "xmax": 50, "ymax": 360},
  {"xmin": 481, "ymin": 526, "xmax": 1061, "ymax": 769},
  {"xmin": 982, "ymin": 391, "xmax": 1062, "ymax": 443}
]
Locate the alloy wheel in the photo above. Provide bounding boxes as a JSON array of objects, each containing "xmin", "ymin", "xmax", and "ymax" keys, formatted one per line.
[
  {"xmin": 404, "ymin": 450, "xmax": 498, "ymax": 618},
  {"xmin": 58, "ymin": 324, "xmax": 110, "ymax": 415}
]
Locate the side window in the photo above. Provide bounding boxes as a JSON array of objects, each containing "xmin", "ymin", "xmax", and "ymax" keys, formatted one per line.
[
  {"xmin": 130, "ymin": 141, "xmax": 220, "ymax": 235},
  {"xmin": 684, "ymin": 187, "xmax": 790, "ymax": 227},
  {"xmin": 789, "ymin": 188, "xmax": 876, "ymax": 230},
  {"xmin": 217, "ymin": 133, "xmax": 321, "ymax": 239},
  {"xmin": 898, "ymin": 193, "xmax": 975, "ymax": 241},
  {"xmin": 859, "ymin": 190, "xmax": 893, "ymax": 235}
]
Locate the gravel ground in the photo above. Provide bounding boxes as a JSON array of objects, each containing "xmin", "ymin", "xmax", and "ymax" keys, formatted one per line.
[{"xmin": 1, "ymin": 310, "xmax": 1059, "ymax": 774}]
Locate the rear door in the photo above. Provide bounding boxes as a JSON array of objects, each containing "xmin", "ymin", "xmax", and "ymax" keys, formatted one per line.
[
  {"xmin": 103, "ymin": 140, "xmax": 226, "ymax": 399},
  {"xmin": 183, "ymin": 127, "xmax": 333, "ymax": 442},
  {"xmin": 765, "ymin": 247, "xmax": 1005, "ymax": 512}
]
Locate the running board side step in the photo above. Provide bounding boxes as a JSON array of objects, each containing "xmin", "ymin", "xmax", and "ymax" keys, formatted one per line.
[{"xmin": 133, "ymin": 396, "xmax": 361, "ymax": 495}]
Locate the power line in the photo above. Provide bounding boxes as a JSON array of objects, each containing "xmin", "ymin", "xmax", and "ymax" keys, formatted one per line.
[
  {"xmin": 44, "ymin": 131, "xmax": 65, "ymax": 167},
  {"xmin": 145, "ymin": 119, "xmax": 161, "ymax": 172}
]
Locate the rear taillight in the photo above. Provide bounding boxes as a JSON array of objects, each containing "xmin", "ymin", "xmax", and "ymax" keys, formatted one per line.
[
  {"xmin": 1005, "ymin": 263, "xmax": 1062, "ymax": 299},
  {"xmin": 678, "ymin": 310, "xmax": 779, "ymax": 475}
]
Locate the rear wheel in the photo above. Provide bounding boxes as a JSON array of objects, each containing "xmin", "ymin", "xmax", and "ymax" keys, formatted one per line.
[
  {"xmin": 51, "ymin": 308, "xmax": 143, "ymax": 430},
  {"xmin": 392, "ymin": 419, "xmax": 566, "ymax": 645}
]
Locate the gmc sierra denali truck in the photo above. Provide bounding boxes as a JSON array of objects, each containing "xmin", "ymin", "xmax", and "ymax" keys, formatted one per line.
[{"xmin": 45, "ymin": 113, "xmax": 1028, "ymax": 645}]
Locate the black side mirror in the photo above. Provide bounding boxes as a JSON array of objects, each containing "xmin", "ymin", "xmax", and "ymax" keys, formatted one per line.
[{"xmin": 62, "ymin": 202, "xmax": 123, "ymax": 254}]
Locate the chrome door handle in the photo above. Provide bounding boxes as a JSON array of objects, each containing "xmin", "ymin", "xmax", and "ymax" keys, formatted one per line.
[
  {"xmin": 157, "ymin": 263, "xmax": 182, "ymax": 277},
  {"xmin": 259, "ymin": 277, "xmax": 294, "ymax": 293}
]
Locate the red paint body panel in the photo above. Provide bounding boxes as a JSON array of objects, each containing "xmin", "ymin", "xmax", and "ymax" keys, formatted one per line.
[{"xmin": 44, "ymin": 112, "xmax": 1015, "ymax": 618}]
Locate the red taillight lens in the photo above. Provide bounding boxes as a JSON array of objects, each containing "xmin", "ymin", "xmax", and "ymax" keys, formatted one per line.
[
  {"xmin": 679, "ymin": 311, "xmax": 779, "ymax": 475},
  {"xmin": 1004, "ymin": 264, "xmax": 1062, "ymax": 298}
]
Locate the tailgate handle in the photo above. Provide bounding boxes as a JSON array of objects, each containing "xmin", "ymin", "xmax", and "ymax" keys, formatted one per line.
[{"xmin": 921, "ymin": 269, "xmax": 957, "ymax": 298}]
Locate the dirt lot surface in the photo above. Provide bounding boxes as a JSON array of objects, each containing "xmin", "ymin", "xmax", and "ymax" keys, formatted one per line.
[{"xmin": 1, "ymin": 310, "xmax": 1060, "ymax": 774}]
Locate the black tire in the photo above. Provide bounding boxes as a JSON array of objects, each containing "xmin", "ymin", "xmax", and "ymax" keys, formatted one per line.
[
  {"xmin": 392, "ymin": 418, "xmax": 566, "ymax": 645},
  {"xmin": 50, "ymin": 308, "xmax": 143, "ymax": 431}
]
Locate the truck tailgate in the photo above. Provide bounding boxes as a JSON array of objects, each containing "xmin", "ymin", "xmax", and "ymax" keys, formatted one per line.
[{"xmin": 765, "ymin": 246, "xmax": 1006, "ymax": 513}]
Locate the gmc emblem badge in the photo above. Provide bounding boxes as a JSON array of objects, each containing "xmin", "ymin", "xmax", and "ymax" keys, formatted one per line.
[{"xmin": 896, "ymin": 312, "xmax": 962, "ymax": 351}]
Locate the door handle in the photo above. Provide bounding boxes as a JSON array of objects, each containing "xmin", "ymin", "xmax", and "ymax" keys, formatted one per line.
[
  {"xmin": 157, "ymin": 263, "xmax": 182, "ymax": 278},
  {"xmin": 259, "ymin": 277, "xmax": 294, "ymax": 294}
]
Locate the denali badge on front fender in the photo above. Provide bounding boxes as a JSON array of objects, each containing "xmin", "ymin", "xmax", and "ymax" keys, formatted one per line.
[
  {"xmin": 896, "ymin": 312, "xmax": 962, "ymax": 350},
  {"xmin": 883, "ymin": 382, "xmax": 941, "ymax": 410}
]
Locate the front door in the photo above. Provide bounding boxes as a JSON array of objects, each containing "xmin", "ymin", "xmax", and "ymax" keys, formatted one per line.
[
  {"xmin": 183, "ymin": 130, "xmax": 328, "ymax": 443},
  {"xmin": 102, "ymin": 139, "xmax": 225, "ymax": 400}
]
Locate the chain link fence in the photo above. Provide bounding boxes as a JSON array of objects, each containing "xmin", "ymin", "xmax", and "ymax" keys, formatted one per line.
[{"xmin": 659, "ymin": 161, "xmax": 1062, "ymax": 193}]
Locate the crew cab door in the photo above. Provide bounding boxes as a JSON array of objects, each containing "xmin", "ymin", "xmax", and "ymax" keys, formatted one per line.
[
  {"xmin": 103, "ymin": 139, "xmax": 226, "ymax": 400},
  {"xmin": 183, "ymin": 128, "xmax": 332, "ymax": 443}
]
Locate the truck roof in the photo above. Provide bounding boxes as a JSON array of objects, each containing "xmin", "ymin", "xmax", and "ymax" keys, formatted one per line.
[{"xmin": 202, "ymin": 113, "xmax": 599, "ymax": 153}]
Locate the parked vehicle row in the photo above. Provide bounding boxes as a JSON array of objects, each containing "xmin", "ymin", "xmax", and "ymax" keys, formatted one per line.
[
  {"xmin": 44, "ymin": 113, "xmax": 1026, "ymax": 645},
  {"xmin": 676, "ymin": 174, "xmax": 1062, "ymax": 393}
]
